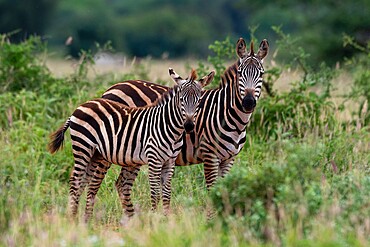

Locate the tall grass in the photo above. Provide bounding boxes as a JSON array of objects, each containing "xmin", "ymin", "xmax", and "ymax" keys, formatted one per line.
[{"xmin": 1, "ymin": 33, "xmax": 369, "ymax": 246}]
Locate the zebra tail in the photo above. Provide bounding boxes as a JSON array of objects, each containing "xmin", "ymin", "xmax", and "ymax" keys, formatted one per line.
[{"xmin": 48, "ymin": 119, "xmax": 70, "ymax": 154}]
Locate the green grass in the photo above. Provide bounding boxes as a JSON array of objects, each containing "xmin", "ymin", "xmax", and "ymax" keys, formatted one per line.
[{"xmin": 1, "ymin": 95, "xmax": 368, "ymax": 246}]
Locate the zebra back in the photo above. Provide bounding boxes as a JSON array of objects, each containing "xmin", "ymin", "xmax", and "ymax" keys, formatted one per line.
[{"xmin": 102, "ymin": 80, "xmax": 169, "ymax": 107}]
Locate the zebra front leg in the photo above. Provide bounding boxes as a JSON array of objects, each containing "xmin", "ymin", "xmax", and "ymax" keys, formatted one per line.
[
  {"xmin": 202, "ymin": 155, "xmax": 220, "ymax": 220},
  {"xmin": 84, "ymin": 154, "xmax": 111, "ymax": 222},
  {"xmin": 148, "ymin": 161, "xmax": 162, "ymax": 212},
  {"xmin": 161, "ymin": 159, "xmax": 175, "ymax": 216},
  {"xmin": 115, "ymin": 165, "xmax": 141, "ymax": 218},
  {"xmin": 203, "ymin": 155, "xmax": 221, "ymax": 190}
]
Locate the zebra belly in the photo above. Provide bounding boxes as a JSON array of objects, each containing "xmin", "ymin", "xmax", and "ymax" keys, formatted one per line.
[{"xmin": 176, "ymin": 130, "xmax": 246, "ymax": 166}]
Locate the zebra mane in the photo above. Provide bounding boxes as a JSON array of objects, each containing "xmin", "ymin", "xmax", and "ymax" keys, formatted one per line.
[
  {"xmin": 143, "ymin": 84, "xmax": 178, "ymax": 108},
  {"xmin": 219, "ymin": 61, "xmax": 239, "ymax": 88},
  {"xmin": 107, "ymin": 85, "xmax": 177, "ymax": 112}
]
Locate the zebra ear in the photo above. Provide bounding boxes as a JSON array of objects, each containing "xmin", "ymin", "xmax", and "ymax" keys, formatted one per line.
[
  {"xmin": 257, "ymin": 39, "xmax": 269, "ymax": 61},
  {"xmin": 236, "ymin": 38, "xmax": 247, "ymax": 59},
  {"xmin": 169, "ymin": 68, "xmax": 183, "ymax": 85},
  {"xmin": 249, "ymin": 41, "xmax": 254, "ymax": 57},
  {"xmin": 199, "ymin": 70, "xmax": 215, "ymax": 88},
  {"xmin": 189, "ymin": 68, "xmax": 197, "ymax": 81}
]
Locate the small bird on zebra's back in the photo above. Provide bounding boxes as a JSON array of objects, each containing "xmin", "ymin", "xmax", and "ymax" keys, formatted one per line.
[{"xmin": 48, "ymin": 68, "xmax": 215, "ymax": 222}]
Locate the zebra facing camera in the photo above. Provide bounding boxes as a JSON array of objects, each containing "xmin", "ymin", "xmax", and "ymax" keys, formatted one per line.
[
  {"xmin": 184, "ymin": 120, "xmax": 195, "ymax": 133},
  {"xmin": 242, "ymin": 94, "xmax": 256, "ymax": 112}
]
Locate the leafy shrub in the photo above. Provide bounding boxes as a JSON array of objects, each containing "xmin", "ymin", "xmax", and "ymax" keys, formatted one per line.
[
  {"xmin": 343, "ymin": 34, "xmax": 370, "ymax": 127},
  {"xmin": 328, "ymin": 172, "xmax": 370, "ymax": 225},
  {"xmin": 210, "ymin": 135, "xmax": 370, "ymax": 242},
  {"xmin": 320, "ymin": 128, "xmax": 370, "ymax": 175},
  {"xmin": 0, "ymin": 35, "xmax": 54, "ymax": 92},
  {"xmin": 250, "ymin": 27, "xmax": 338, "ymax": 140},
  {"xmin": 210, "ymin": 142, "xmax": 323, "ymax": 238},
  {"xmin": 0, "ymin": 35, "xmax": 109, "ymax": 129}
]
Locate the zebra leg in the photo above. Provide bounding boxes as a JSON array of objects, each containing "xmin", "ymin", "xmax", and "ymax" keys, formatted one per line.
[
  {"xmin": 148, "ymin": 161, "xmax": 162, "ymax": 212},
  {"xmin": 161, "ymin": 160, "xmax": 175, "ymax": 216},
  {"xmin": 202, "ymin": 155, "xmax": 220, "ymax": 220},
  {"xmin": 218, "ymin": 158, "xmax": 235, "ymax": 178},
  {"xmin": 69, "ymin": 150, "xmax": 94, "ymax": 218},
  {"xmin": 203, "ymin": 155, "xmax": 220, "ymax": 190},
  {"xmin": 115, "ymin": 165, "xmax": 141, "ymax": 218},
  {"xmin": 84, "ymin": 153, "xmax": 111, "ymax": 222}
]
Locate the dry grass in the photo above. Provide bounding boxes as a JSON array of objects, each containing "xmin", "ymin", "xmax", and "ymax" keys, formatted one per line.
[
  {"xmin": 46, "ymin": 57, "xmax": 198, "ymax": 84},
  {"xmin": 46, "ymin": 57, "xmax": 354, "ymax": 122},
  {"xmin": 46, "ymin": 57, "xmax": 348, "ymax": 91}
]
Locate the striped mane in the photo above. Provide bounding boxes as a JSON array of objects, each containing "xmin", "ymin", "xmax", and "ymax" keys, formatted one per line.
[
  {"xmin": 219, "ymin": 61, "xmax": 239, "ymax": 88},
  {"xmin": 147, "ymin": 85, "xmax": 177, "ymax": 108}
]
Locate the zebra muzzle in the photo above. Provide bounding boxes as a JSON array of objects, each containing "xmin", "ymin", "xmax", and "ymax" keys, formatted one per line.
[
  {"xmin": 184, "ymin": 120, "xmax": 195, "ymax": 133},
  {"xmin": 242, "ymin": 93, "xmax": 256, "ymax": 113}
]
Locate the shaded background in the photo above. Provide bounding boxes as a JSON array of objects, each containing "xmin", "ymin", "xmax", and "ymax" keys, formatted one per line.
[{"xmin": 0, "ymin": 0, "xmax": 369, "ymax": 65}]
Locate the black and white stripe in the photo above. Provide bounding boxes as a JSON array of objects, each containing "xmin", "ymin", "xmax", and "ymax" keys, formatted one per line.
[
  {"xmin": 86, "ymin": 38, "xmax": 268, "ymax": 217},
  {"xmin": 49, "ymin": 68, "xmax": 215, "ymax": 221},
  {"xmin": 192, "ymin": 39, "xmax": 268, "ymax": 187},
  {"xmin": 100, "ymin": 38, "xmax": 269, "ymax": 191}
]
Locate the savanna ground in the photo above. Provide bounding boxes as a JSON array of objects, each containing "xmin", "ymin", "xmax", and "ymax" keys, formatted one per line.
[{"xmin": 0, "ymin": 33, "xmax": 369, "ymax": 246}]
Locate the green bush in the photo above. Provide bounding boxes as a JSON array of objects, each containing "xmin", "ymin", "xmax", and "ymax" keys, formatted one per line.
[
  {"xmin": 328, "ymin": 172, "xmax": 370, "ymax": 225},
  {"xmin": 343, "ymin": 34, "xmax": 370, "ymax": 126},
  {"xmin": 210, "ymin": 134, "xmax": 369, "ymax": 242},
  {"xmin": 210, "ymin": 142, "xmax": 323, "ymax": 237},
  {"xmin": 0, "ymin": 35, "xmax": 53, "ymax": 92}
]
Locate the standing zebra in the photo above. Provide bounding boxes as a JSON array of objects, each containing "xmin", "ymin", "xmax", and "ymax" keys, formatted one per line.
[
  {"xmin": 103, "ymin": 37, "xmax": 268, "ymax": 181},
  {"xmin": 95, "ymin": 38, "xmax": 268, "ymax": 216},
  {"xmin": 48, "ymin": 68, "xmax": 215, "ymax": 221}
]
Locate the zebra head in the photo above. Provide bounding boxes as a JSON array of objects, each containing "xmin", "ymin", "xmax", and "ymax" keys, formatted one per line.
[
  {"xmin": 169, "ymin": 68, "xmax": 215, "ymax": 133},
  {"xmin": 236, "ymin": 38, "xmax": 269, "ymax": 113}
]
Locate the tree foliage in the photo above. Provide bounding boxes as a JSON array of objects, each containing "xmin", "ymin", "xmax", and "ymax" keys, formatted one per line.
[
  {"xmin": 0, "ymin": 0, "xmax": 60, "ymax": 41},
  {"xmin": 1, "ymin": 0, "xmax": 369, "ymax": 64}
]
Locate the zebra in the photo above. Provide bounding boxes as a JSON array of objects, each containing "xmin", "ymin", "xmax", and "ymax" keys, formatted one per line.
[
  {"xmin": 48, "ymin": 68, "xmax": 215, "ymax": 221},
  {"xmin": 95, "ymin": 37, "xmax": 268, "ymax": 216}
]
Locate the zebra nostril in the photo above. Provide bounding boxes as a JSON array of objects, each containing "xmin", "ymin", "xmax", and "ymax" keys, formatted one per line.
[
  {"xmin": 184, "ymin": 121, "xmax": 195, "ymax": 133},
  {"xmin": 242, "ymin": 94, "xmax": 256, "ymax": 112}
]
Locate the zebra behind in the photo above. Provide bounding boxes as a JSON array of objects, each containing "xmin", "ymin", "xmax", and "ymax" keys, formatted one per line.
[
  {"xmin": 100, "ymin": 38, "xmax": 269, "ymax": 194},
  {"xmin": 48, "ymin": 68, "xmax": 215, "ymax": 221}
]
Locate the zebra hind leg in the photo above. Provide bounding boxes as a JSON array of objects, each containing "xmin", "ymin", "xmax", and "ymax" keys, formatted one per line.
[
  {"xmin": 69, "ymin": 150, "xmax": 94, "ymax": 219},
  {"xmin": 84, "ymin": 152, "xmax": 111, "ymax": 223},
  {"xmin": 115, "ymin": 165, "xmax": 141, "ymax": 221}
]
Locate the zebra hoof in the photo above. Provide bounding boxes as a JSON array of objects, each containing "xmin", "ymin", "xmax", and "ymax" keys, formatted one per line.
[{"xmin": 120, "ymin": 215, "xmax": 132, "ymax": 227}]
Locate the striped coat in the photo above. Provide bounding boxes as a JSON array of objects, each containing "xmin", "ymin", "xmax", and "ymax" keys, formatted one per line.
[
  {"xmin": 102, "ymin": 38, "xmax": 269, "ymax": 193},
  {"xmin": 49, "ymin": 68, "xmax": 215, "ymax": 220}
]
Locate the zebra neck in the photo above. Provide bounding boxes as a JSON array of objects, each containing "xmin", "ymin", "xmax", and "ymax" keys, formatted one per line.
[
  {"xmin": 150, "ymin": 92, "xmax": 184, "ymax": 141},
  {"xmin": 217, "ymin": 62, "xmax": 242, "ymax": 109}
]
